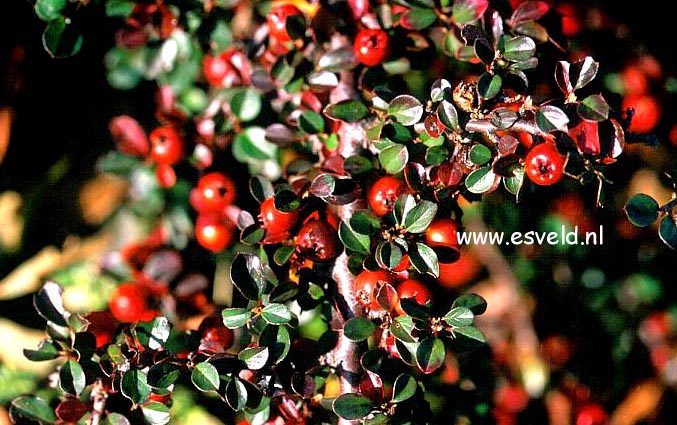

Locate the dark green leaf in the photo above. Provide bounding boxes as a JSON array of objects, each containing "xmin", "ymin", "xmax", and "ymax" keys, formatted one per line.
[
  {"xmin": 392, "ymin": 374, "xmax": 417, "ymax": 403},
  {"xmin": 350, "ymin": 210, "xmax": 380, "ymax": 235},
  {"xmin": 259, "ymin": 324, "xmax": 291, "ymax": 363},
  {"xmin": 274, "ymin": 245, "xmax": 296, "ymax": 266},
  {"xmin": 148, "ymin": 363, "xmax": 181, "ymax": 389},
  {"xmin": 409, "ymin": 242, "xmax": 439, "ymax": 277},
  {"xmin": 298, "ymin": 111, "xmax": 326, "ymax": 135},
  {"xmin": 454, "ymin": 325, "xmax": 486, "ymax": 343},
  {"xmin": 339, "ymin": 221, "xmax": 371, "ymax": 255},
  {"xmin": 403, "ymin": 8, "xmax": 437, "ymax": 29},
  {"xmin": 425, "ymin": 145, "xmax": 449, "ymax": 166},
  {"xmin": 324, "ymin": 100, "xmax": 370, "ymax": 123},
  {"xmin": 444, "ymin": 306, "xmax": 474, "ymax": 326},
  {"xmin": 42, "ymin": 17, "xmax": 83, "ymax": 58},
  {"xmin": 344, "ymin": 318, "xmax": 376, "ymax": 342},
  {"xmin": 477, "ymin": 73, "xmax": 502, "ymax": 100},
  {"xmin": 430, "ymin": 79, "xmax": 452, "ymax": 102},
  {"xmin": 403, "ymin": 200, "xmax": 438, "ymax": 234},
  {"xmin": 59, "ymin": 360, "xmax": 86, "ymax": 396},
  {"xmin": 469, "ymin": 144, "xmax": 492, "ymax": 166},
  {"xmin": 241, "ymin": 224, "xmax": 264, "ymax": 245},
  {"xmin": 388, "ymin": 95, "xmax": 424, "ymax": 126},
  {"xmin": 536, "ymin": 105, "xmax": 569, "ymax": 133},
  {"xmin": 141, "ymin": 402, "xmax": 170, "ymax": 425},
  {"xmin": 274, "ymin": 188, "xmax": 300, "ymax": 212},
  {"xmin": 249, "ymin": 177, "xmax": 274, "ymax": 204},
  {"xmin": 10, "ymin": 396, "xmax": 57, "ymax": 424},
  {"xmin": 571, "ymin": 56, "xmax": 599, "ymax": 91},
  {"xmin": 577, "ymin": 94, "xmax": 610, "ymax": 122},
  {"xmin": 121, "ymin": 369, "xmax": 152, "ymax": 405},
  {"xmin": 375, "ymin": 241, "xmax": 404, "ymax": 271},
  {"xmin": 659, "ymin": 216, "xmax": 677, "ymax": 250},
  {"xmin": 270, "ymin": 281, "xmax": 300, "ymax": 303},
  {"xmin": 465, "ymin": 166, "xmax": 497, "ymax": 194},
  {"xmin": 416, "ymin": 337, "xmax": 445, "ymax": 374},
  {"xmin": 230, "ymin": 253, "xmax": 266, "ymax": 300},
  {"xmin": 344, "ymin": 155, "xmax": 373, "ymax": 176},
  {"xmin": 452, "ymin": 293, "xmax": 488, "ymax": 315},
  {"xmin": 624, "ymin": 194, "xmax": 659, "ymax": 227},
  {"xmin": 502, "ymin": 36, "xmax": 536, "ymax": 62},
  {"xmin": 436, "ymin": 101, "xmax": 459, "ymax": 131},
  {"xmin": 238, "ymin": 347, "xmax": 269, "ymax": 370},
  {"xmin": 191, "ymin": 362, "xmax": 220, "ymax": 392},
  {"xmin": 474, "ymin": 39, "xmax": 495, "ymax": 65},
  {"xmin": 34, "ymin": 282, "xmax": 68, "ymax": 326},
  {"xmin": 24, "ymin": 339, "xmax": 61, "ymax": 361},
  {"xmin": 225, "ymin": 378, "xmax": 248, "ymax": 411},
  {"xmin": 35, "ymin": 0, "xmax": 67, "ymax": 21},
  {"xmin": 222, "ymin": 308, "xmax": 252, "ymax": 329},
  {"xmin": 379, "ymin": 144, "xmax": 409, "ymax": 174},
  {"xmin": 261, "ymin": 303, "xmax": 292, "ymax": 325},
  {"xmin": 105, "ymin": 0, "xmax": 135, "ymax": 18},
  {"xmin": 230, "ymin": 88, "xmax": 261, "ymax": 122},
  {"xmin": 333, "ymin": 394, "xmax": 372, "ymax": 420}
]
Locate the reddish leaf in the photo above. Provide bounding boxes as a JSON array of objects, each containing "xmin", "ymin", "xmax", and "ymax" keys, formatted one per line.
[
  {"xmin": 510, "ymin": 1, "xmax": 550, "ymax": 26},
  {"xmin": 569, "ymin": 120, "xmax": 600, "ymax": 155},
  {"xmin": 55, "ymin": 399, "xmax": 88, "ymax": 423},
  {"xmin": 109, "ymin": 115, "xmax": 149, "ymax": 156}
]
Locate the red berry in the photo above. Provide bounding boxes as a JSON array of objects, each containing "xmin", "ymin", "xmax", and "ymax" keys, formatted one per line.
[
  {"xmin": 354, "ymin": 28, "xmax": 391, "ymax": 67},
  {"xmin": 296, "ymin": 220, "xmax": 340, "ymax": 262},
  {"xmin": 199, "ymin": 315, "xmax": 235, "ymax": 352},
  {"xmin": 368, "ymin": 176, "xmax": 407, "ymax": 217},
  {"xmin": 109, "ymin": 283, "xmax": 150, "ymax": 323},
  {"xmin": 149, "ymin": 127, "xmax": 184, "ymax": 165},
  {"xmin": 524, "ymin": 142, "xmax": 566, "ymax": 186},
  {"xmin": 259, "ymin": 197, "xmax": 298, "ymax": 243},
  {"xmin": 195, "ymin": 214, "xmax": 234, "ymax": 252},
  {"xmin": 622, "ymin": 93, "xmax": 661, "ymax": 133},
  {"xmin": 191, "ymin": 172, "xmax": 237, "ymax": 213},
  {"xmin": 85, "ymin": 311, "xmax": 118, "ymax": 348},
  {"xmin": 575, "ymin": 403, "xmax": 607, "ymax": 425},
  {"xmin": 391, "ymin": 254, "xmax": 410, "ymax": 272},
  {"xmin": 437, "ymin": 250, "xmax": 481, "ymax": 288},
  {"xmin": 354, "ymin": 269, "xmax": 398, "ymax": 309},
  {"xmin": 203, "ymin": 54, "xmax": 232, "ymax": 87},
  {"xmin": 155, "ymin": 163, "xmax": 176, "ymax": 188},
  {"xmin": 395, "ymin": 279, "xmax": 431, "ymax": 315},
  {"xmin": 425, "ymin": 218, "xmax": 461, "ymax": 263},
  {"xmin": 267, "ymin": 4, "xmax": 303, "ymax": 44}
]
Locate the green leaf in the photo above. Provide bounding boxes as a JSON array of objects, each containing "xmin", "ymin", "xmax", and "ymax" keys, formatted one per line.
[
  {"xmin": 452, "ymin": 293, "xmax": 488, "ymax": 315},
  {"xmin": 274, "ymin": 187, "xmax": 300, "ymax": 212},
  {"xmin": 477, "ymin": 73, "xmax": 502, "ymax": 100},
  {"xmin": 298, "ymin": 111, "xmax": 326, "ymax": 134},
  {"xmin": 416, "ymin": 337, "xmax": 445, "ymax": 374},
  {"xmin": 225, "ymin": 378, "xmax": 248, "ymax": 411},
  {"xmin": 339, "ymin": 221, "xmax": 371, "ymax": 255},
  {"xmin": 34, "ymin": 281, "xmax": 68, "ymax": 326},
  {"xmin": 391, "ymin": 315, "xmax": 417, "ymax": 343},
  {"xmin": 10, "ymin": 396, "xmax": 58, "ymax": 423},
  {"xmin": 425, "ymin": 145, "xmax": 448, "ymax": 166},
  {"xmin": 504, "ymin": 167, "xmax": 525, "ymax": 195},
  {"xmin": 147, "ymin": 363, "xmax": 181, "ymax": 389},
  {"xmin": 105, "ymin": 0, "xmax": 135, "ymax": 18},
  {"xmin": 249, "ymin": 177, "xmax": 274, "ymax": 204},
  {"xmin": 121, "ymin": 369, "xmax": 152, "ymax": 405},
  {"xmin": 209, "ymin": 21, "xmax": 232, "ymax": 52},
  {"xmin": 324, "ymin": 100, "xmax": 370, "ymax": 122},
  {"xmin": 659, "ymin": 215, "xmax": 677, "ymax": 250},
  {"xmin": 577, "ymin": 94, "xmax": 610, "ymax": 122},
  {"xmin": 24, "ymin": 339, "xmax": 61, "ymax": 361},
  {"xmin": 222, "ymin": 308, "xmax": 252, "ymax": 329},
  {"xmin": 454, "ymin": 325, "xmax": 486, "ymax": 343},
  {"xmin": 233, "ymin": 127, "xmax": 277, "ymax": 164},
  {"xmin": 273, "ymin": 245, "xmax": 296, "ymax": 266},
  {"xmin": 344, "ymin": 155, "xmax": 373, "ymax": 176},
  {"xmin": 35, "ymin": 0, "xmax": 67, "ymax": 21},
  {"xmin": 409, "ymin": 242, "xmax": 439, "ymax": 277},
  {"xmin": 103, "ymin": 413, "xmax": 131, "ymax": 425},
  {"xmin": 403, "ymin": 200, "xmax": 438, "ymax": 234},
  {"xmin": 344, "ymin": 318, "xmax": 377, "ymax": 341},
  {"xmin": 238, "ymin": 347, "xmax": 270, "ymax": 370},
  {"xmin": 375, "ymin": 241, "xmax": 404, "ymax": 270},
  {"xmin": 333, "ymin": 394, "xmax": 373, "ymax": 420},
  {"xmin": 259, "ymin": 324, "xmax": 291, "ymax": 363},
  {"xmin": 388, "ymin": 95, "xmax": 424, "ymax": 126},
  {"xmin": 230, "ymin": 88, "xmax": 261, "ymax": 122},
  {"xmin": 379, "ymin": 144, "xmax": 409, "ymax": 174},
  {"xmin": 536, "ymin": 105, "xmax": 569, "ymax": 133},
  {"xmin": 404, "ymin": 8, "xmax": 438, "ymax": 29},
  {"xmin": 624, "ymin": 194, "xmax": 659, "ymax": 227},
  {"xmin": 436, "ymin": 101, "xmax": 459, "ymax": 131},
  {"xmin": 141, "ymin": 402, "xmax": 171, "ymax": 425},
  {"xmin": 430, "ymin": 79, "xmax": 451, "ymax": 103},
  {"xmin": 59, "ymin": 360, "xmax": 86, "ymax": 396},
  {"xmin": 444, "ymin": 306, "xmax": 474, "ymax": 327},
  {"xmin": 452, "ymin": 0, "xmax": 488, "ymax": 24},
  {"xmin": 502, "ymin": 36, "xmax": 536, "ymax": 62},
  {"xmin": 43, "ymin": 17, "xmax": 83, "ymax": 58},
  {"xmin": 469, "ymin": 144, "xmax": 493, "ymax": 166},
  {"xmin": 491, "ymin": 108, "xmax": 520, "ymax": 130},
  {"xmin": 261, "ymin": 303, "xmax": 292, "ymax": 325},
  {"xmin": 350, "ymin": 210, "xmax": 381, "ymax": 235},
  {"xmin": 465, "ymin": 166, "xmax": 497, "ymax": 194},
  {"xmin": 191, "ymin": 362, "xmax": 220, "ymax": 392},
  {"xmin": 392, "ymin": 374, "xmax": 417, "ymax": 403}
]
